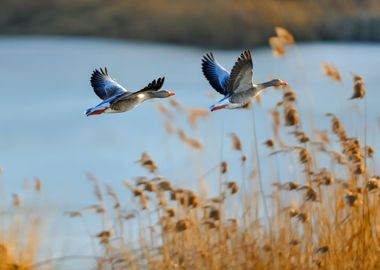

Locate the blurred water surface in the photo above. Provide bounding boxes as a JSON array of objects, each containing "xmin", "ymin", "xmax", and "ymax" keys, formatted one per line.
[{"xmin": 0, "ymin": 37, "xmax": 379, "ymax": 262}]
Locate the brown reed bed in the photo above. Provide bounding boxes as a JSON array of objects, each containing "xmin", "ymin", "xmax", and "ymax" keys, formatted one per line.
[
  {"xmin": 1, "ymin": 28, "xmax": 379, "ymax": 269},
  {"xmin": 0, "ymin": 178, "xmax": 43, "ymax": 270},
  {"xmin": 68, "ymin": 40, "xmax": 376, "ymax": 268}
]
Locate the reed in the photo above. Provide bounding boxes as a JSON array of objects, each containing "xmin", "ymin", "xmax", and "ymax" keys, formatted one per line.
[{"xmin": 1, "ymin": 28, "xmax": 378, "ymax": 270}]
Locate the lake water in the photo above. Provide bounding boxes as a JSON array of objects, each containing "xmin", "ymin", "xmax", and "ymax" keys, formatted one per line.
[{"xmin": 0, "ymin": 37, "xmax": 380, "ymax": 266}]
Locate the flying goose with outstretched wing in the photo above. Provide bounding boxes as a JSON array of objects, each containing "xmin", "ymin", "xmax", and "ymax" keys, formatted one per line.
[
  {"xmin": 202, "ymin": 50, "xmax": 288, "ymax": 111},
  {"xmin": 85, "ymin": 67, "xmax": 175, "ymax": 116}
]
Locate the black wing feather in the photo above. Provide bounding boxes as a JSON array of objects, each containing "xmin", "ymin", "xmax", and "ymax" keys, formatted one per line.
[{"xmin": 138, "ymin": 77, "xmax": 165, "ymax": 92}]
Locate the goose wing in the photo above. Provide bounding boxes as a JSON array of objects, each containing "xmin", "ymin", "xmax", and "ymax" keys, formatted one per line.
[
  {"xmin": 112, "ymin": 77, "xmax": 165, "ymax": 103},
  {"xmin": 90, "ymin": 67, "xmax": 128, "ymax": 100},
  {"xmin": 202, "ymin": 53, "xmax": 230, "ymax": 96},
  {"xmin": 227, "ymin": 50, "xmax": 253, "ymax": 95},
  {"xmin": 137, "ymin": 77, "xmax": 165, "ymax": 92}
]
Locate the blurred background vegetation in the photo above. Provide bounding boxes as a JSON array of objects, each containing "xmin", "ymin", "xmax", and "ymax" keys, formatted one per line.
[{"xmin": 1, "ymin": 0, "xmax": 380, "ymax": 48}]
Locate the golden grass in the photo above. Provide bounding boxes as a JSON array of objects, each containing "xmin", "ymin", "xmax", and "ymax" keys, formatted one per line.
[
  {"xmin": 1, "ymin": 28, "xmax": 378, "ymax": 269},
  {"xmin": 0, "ymin": 181, "xmax": 42, "ymax": 270},
  {"xmin": 65, "ymin": 32, "xmax": 376, "ymax": 269}
]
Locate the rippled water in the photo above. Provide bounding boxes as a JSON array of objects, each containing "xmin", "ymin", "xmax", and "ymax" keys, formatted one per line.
[{"xmin": 0, "ymin": 37, "xmax": 379, "ymax": 263}]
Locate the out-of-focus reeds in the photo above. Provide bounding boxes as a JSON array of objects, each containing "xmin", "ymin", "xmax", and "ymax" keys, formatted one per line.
[
  {"xmin": 1, "ymin": 27, "xmax": 378, "ymax": 269},
  {"xmin": 0, "ymin": 179, "xmax": 43, "ymax": 270},
  {"xmin": 76, "ymin": 28, "xmax": 378, "ymax": 270}
]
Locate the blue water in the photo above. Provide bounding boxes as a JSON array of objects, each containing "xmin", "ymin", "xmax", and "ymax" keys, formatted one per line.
[{"xmin": 0, "ymin": 37, "xmax": 379, "ymax": 265}]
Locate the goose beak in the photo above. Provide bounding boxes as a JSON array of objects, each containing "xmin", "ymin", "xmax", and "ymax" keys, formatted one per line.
[
  {"xmin": 168, "ymin": 91, "xmax": 176, "ymax": 96},
  {"xmin": 280, "ymin": 80, "xmax": 288, "ymax": 86}
]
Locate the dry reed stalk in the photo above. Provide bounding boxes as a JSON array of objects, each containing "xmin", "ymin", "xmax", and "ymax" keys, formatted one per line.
[
  {"xmin": 177, "ymin": 129, "xmax": 203, "ymax": 150},
  {"xmin": 350, "ymin": 74, "xmax": 365, "ymax": 99},
  {"xmin": 229, "ymin": 133, "xmax": 242, "ymax": 152},
  {"xmin": 135, "ymin": 152, "xmax": 158, "ymax": 173},
  {"xmin": 186, "ymin": 108, "xmax": 209, "ymax": 129},
  {"xmin": 264, "ymin": 138, "xmax": 275, "ymax": 149},
  {"xmin": 322, "ymin": 63, "xmax": 342, "ymax": 81},
  {"xmin": 269, "ymin": 27, "xmax": 295, "ymax": 58},
  {"xmin": 275, "ymin": 27, "xmax": 295, "ymax": 45},
  {"xmin": 5, "ymin": 41, "xmax": 380, "ymax": 270},
  {"xmin": 269, "ymin": 37, "xmax": 287, "ymax": 57},
  {"xmin": 156, "ymin": 104, "xmax": 175, "ymax": 120}
]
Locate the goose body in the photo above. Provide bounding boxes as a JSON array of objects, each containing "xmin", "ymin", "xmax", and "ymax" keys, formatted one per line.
[
  {"xmin": 85, "ymin": 68, "xmax": 175, "ymax": 116},
  {"xmin": 202, "ymin": 50, "xmax": 288, "ymax": 111}
]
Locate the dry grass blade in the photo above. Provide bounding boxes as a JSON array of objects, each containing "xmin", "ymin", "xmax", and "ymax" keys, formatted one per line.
[
  {"xmin": 209, "ymin": 207, "xmax": 221, "ymax": 220},
  {"xmin": 177, "ymin": 129, "xmax": 203, "ymax": 150},
  {"xmin": 271, "ymin": 109, "xmax": 281, "ymax": 137},
  {"xmin": 299, "ymin": 148, "xmax": 312, "ymax": 165},
  {"xmin": 326, "ymin": 113, "xmax": 347, "ymax": 141},
  {"xmin": 229, "ymin": 133, "xmax": 242, "ymax": 151},
  {"xmin": 283, "ymin": 89, "xmax": 297, "ymax": 102},
  {"xmin": 291, "ymin": 130, "xmax": 309, "ymax": 143},
  {"xmin": 169, "ymin": 99, "xmax": 185, "ymax": 111},
  {"xmin": 284, "ymin": 105, "xmax": 300, "ymax": 126},
  {"xmin": 269, "ymin": 37, "xmax": 287, "ymax": 57},
  {"xmin": 34, "ymin": 177, "xmax": 42, "ymax": 192},
  {"xmin": 166, "ymin": 208, "xmax": 176, "ymax": 217},
  {"xmin": 322, "ymin": 63, "xmax": 342, "ymax": 82},
  {"xmin": 296, "ymin": 212, "xmax": 309, "ymax": 223},
  {"xmin": 175, "ymin": 219, "xmax": 191, "ymax": 232},
  {"xmin": 316, "ymin": 246, "xmax": 329, "ymax": 254},
  {"xmin": 87, "ymin": 173, "xmax": 103, "ymax": 201},
  {"xmin": 97, "ymin": 230, "xmax": 111, "ymax": 244},
  {"xmin": 367, "ymin": 176, "xmax": 380, "ymax": 191},
  {"xmin": 220, "ymin": 161, "xmax": 228, "ymax": 174},
  {"xmin": 187, "ymin": 108, "xmax": 209, "ymax": 129},
  {"xmin": 275, "ymin": 27, "xmax": 295, "ymax": 44},
  {"xmin": 269, "ymin": 27, "xmax": 295, "ymax": 57},
  {"xmin": 187, "ymin": 191, "xmax": 199, "ymax": 208},
  {"xmin": 350, "ymin": 74, "xmax": 365, "ymax": 99},
  {"xmin": 65, "ymin": 211, "xmax": 82, "ymax": 218},
  {"xmin": 133, "ymin": 188, "xmax": 144, "ymax": 197},
  {"xmin": 274, "ymin": 181, "xmax": 299, "ymax": 191},
  {"xmin": 313, "ymin": 129, "xmax": 330, "ymax": 145},
  {"xmin": 13, "ymin": 194, "xmax": 20, "ymax": 208},
  {"xmin": 226, "ymin": 181, "xmax": 239, "ymax": 194},
  {"xmin": 264, "ymin": 138, "xmax": 275, "ymax": 149},
  {"xmin": 158, "ymin": 180, "xmax": 172, "ymax": 191},
  {"xmin": 135, "ymin": 152, "xmax": 158, "ymax": 173},
  {"xmin": 156, "ymin": 104, "xmax": 175, "ymax": 120},
  {"xmin": 366, "ymin": 146, "xmax": 374, "ymax": 158},
  {"xmin": 83, "ymin": 204, "xmax": 105, "ymax": 213},
  {"xmin": 304, "ymin": 186, "xmax": 318, "ymax": 201},
  {"xmin": 164, "ymin": 120, "xmax": 177, "ymax": 134},
  {"xmin": 203, "ymin": 220, "xmax": 218, "ymax": 229},
  {"xmin": 345, "ymin": 191, "xmax": 361, "ymax": 207}
]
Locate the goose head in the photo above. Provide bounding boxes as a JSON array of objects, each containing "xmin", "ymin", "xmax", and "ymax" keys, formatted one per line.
[
  {"xmin": 274, "ymin": 79, "xmax": 288, "ymax": 87},
  {"xmin": 264, "ymin": 79, "xmax": 288, "ymax": 87},
  {"xmin": 149, "ymin": 90, "xmax": 176, "ymax": 98}
]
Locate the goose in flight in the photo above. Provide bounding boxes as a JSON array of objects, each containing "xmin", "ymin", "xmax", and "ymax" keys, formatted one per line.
[
  {"xmin": 202, "ymin": 50, "xmax": 288, "ymax": 111},
  {"xmin": 85, "ymin": 68, "xmax": 175, "ymax": 116}
]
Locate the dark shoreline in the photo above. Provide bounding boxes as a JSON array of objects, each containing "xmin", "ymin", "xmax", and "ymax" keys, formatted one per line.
[{"xmin": 1, "ymin": 0, "xmax": 380, "ymax": 49}]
